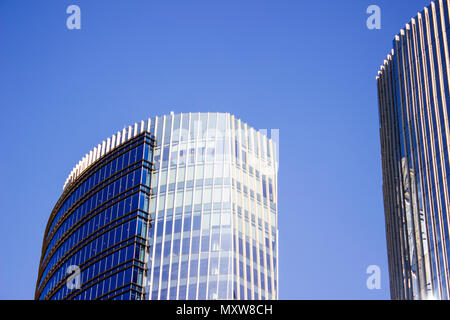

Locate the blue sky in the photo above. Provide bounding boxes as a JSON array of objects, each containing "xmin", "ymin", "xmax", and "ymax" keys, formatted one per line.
[{"xmin": 0, "ymin": 0, "xmax": 433, "ymax": 299}]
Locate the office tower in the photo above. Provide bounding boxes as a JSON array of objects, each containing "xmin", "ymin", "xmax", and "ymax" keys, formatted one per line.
[
  {"xmin": 377, "ymin": 0, "xmax": 450, "ymax": 300},
  {"xmin": 35, "ymin": 112, "xmax": 279, "ymax": 300}
]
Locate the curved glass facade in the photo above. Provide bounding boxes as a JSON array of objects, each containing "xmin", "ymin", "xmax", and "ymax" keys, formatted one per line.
[
  {"xmin": 35, "ymin": 133, "xmax": 155, "ymax": 300},
  {"xmin": 377, "ymin": 0, "xmax": 450, "ymax": 300},
  {"xmin": 36, "ymin": 112, "xmax": 278, "ymax": 300}
]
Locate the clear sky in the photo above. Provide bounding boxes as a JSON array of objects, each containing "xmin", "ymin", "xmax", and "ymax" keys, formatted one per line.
[{"xmin": 0, "ymin": 0, "xmax": 433, "ymax": 300}]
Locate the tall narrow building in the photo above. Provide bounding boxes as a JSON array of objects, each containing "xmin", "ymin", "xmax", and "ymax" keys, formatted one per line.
[
  {"xmin": 377, "ymin": 0, "xmax": 450, "ymax": 300},
  {"xmin": 35, "ymin": 112, "xmax": 279, "ymax": 300}
]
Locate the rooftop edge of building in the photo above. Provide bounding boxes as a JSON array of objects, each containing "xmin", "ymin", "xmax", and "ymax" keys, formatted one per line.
[
  {"xmin": 62, "ymin": 112, "xmax": 276, "ymax": 192},
  {"xmin": 376, "ymin": 0, "xmax": 442, "ymax": 80}
]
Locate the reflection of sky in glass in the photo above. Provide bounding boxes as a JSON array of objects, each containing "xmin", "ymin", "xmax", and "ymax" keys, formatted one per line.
[
  {"xmin": 36, "ymin": 133, "xmax": 155, "ymax": 300},
  {"xmin": 378, "ymin": 0, "xmax": 450, "ymax": 300}
]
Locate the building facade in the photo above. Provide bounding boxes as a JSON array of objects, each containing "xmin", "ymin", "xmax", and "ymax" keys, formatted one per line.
[
  {"xmin": 35, "ymin": 112, "xmax": 278, "ymax": 300},
  {"xmin": 35, "ymin": 130, "xmax": 155, "ymax": 300},
  {"xmin": 377, "ymin": 0, "xmax": 450, "ymax": 300}
]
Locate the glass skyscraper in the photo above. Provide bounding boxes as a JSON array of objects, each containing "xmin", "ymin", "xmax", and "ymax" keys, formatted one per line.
[
  {"xmin": 35, "ymin": 112, "xmax": 278, "ymax": 300},
  {"xmin": 377, "ymin": 0, "xmax": 450, "ymax": 300}
]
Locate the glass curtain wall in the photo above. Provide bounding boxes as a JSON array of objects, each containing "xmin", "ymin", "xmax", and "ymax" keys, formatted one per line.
[
  {"xmin": 146, "ymin": 112, "xmax": 278, "ymax": 300},
  {"xmin": 377, "ymin": 0, "xmax": 450, "ymax": 300},
  {"xmin": 36, "ymin": 133, "xmax": 155, "ymax": 300}
]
